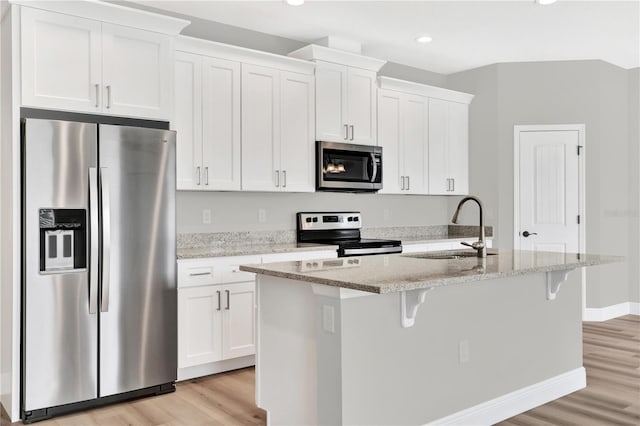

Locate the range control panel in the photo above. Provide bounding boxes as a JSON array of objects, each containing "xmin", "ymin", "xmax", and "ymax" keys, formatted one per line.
[{"xmin": 298, "ymin": 212, "xmax": 362, "ymax": 231}]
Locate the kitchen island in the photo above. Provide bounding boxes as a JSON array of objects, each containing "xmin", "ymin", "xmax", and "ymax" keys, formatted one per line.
[{"xmin": 240, "ymin": 250, "xmax": 617, "ymax": 425}]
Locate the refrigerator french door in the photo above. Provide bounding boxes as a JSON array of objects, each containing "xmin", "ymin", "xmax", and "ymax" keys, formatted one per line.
[{"xmin": 22, "ymin": 117, "xmax": 177, "ymax": 422}]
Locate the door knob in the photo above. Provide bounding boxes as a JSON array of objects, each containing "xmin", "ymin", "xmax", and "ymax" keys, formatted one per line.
[{"xmin": 522, "ymin": 231, "xmax": 538, "ymax": 238}]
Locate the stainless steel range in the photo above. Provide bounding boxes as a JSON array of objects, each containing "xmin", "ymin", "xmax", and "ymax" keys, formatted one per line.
[{"xmin": 297, "ymin": 212, "xmax": 402, "ymax": 257}]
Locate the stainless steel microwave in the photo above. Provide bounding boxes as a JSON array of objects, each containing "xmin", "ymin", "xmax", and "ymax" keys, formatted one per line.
[{"xmin": 316, "ymin": 141, "xmax": 382, "ymax": 192}]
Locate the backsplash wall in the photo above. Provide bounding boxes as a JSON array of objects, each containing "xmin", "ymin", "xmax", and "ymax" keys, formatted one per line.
[{"xmin": 177, "ymin": 191, "xmax": 451, "ymax": 233}]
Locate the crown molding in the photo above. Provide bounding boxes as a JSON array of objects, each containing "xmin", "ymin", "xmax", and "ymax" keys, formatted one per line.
[
  {"xmin": 378, "ymin": 76, "xmax": 474, "ymax": 104},
  {"xmin": 288, "ymin": 44, "xmax": 386, "ymax": 72}
]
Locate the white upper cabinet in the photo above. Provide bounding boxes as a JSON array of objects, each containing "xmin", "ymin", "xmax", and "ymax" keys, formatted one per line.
[
  {"xmin": 314, "ymin": 61, "xmax": 377, "ymax": 145},
  {"xmin": 378, "ymin": 77, "xmax": 473, "ymax": 196},
  {"xmin": 174, "ymin": 51, "xmax": 203, "ymax": 190},
  {"xmin": 428, "ymin": 98, "xmax": 469, "ymax": 195},
  {"xmin": 101, "ymin": 23, "xmax": 171, "ymax": 119},
  {"xmin": 377, "ymin": 89, "xmax": 428, "ymax": 195},
  {"xmin": 241, "ymin": 64, "xmax": 281, "ymax": 191},
  {"xmin": 242, "ymin": 65, "xmax": 315, "ymax": 192},
  {"xmin": 20, "ymin": 5, "xmax": 185, "ymax": 120},
  {"xmin": 279, "ymin": 71, "xmax": 315, "ymax": 192},
  {"xmin": 21, "ymin": 7, "xmax": 102, "ymax": 112},
  {"xmin": 201, "ymin": 57, "xmax": 242, "ymax": 190},
  {"xmin": 174, "ymin": 49, "xmax": 241, "ymax": 191},
  {"xmin": 346, "ymin": 67, "xmax": 377, "ymax": 145},
  {"xmin": 288, "ymin": 45, "xmax": 386, "ymax": 147}
]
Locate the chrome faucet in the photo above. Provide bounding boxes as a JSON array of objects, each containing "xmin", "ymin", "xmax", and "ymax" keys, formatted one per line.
[{"xmin": 451, "ymin": 196, "xmax": 486, "ymax": 258}]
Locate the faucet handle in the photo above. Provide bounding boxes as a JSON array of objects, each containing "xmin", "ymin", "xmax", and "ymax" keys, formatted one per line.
[{"xmin": 461, "ymin": 241, "xmax": 485, "ymax": 250}]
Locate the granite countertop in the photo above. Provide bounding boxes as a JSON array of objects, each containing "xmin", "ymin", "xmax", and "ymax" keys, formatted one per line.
[
  {"xmin": 177, "ymin": 243, "xmax": 339, "ymax": 259},
  {"xmin": 239, "ymin": 249, "xmax": 619, "ymax": 294},
  {"xmin": 176, "ymin": 225, "xmax": 494, "ymax": 259}
]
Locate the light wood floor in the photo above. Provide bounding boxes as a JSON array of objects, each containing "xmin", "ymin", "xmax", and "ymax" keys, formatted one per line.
[{"xmin": 2, "ymin": 315, "xmax": 638, "ymax": 426}]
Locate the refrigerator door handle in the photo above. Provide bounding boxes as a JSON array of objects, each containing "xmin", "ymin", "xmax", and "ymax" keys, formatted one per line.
[
  {"xmin": 100, "ymin": 167, "xmax": 111, "ymax": 313},
  {"xmin": 89, "ymin": 168, "xmax": 99, "ymax": 314}
]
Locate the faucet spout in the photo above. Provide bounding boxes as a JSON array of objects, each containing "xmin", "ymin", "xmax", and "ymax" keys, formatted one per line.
[{"xmin": 451, "ymin": 195, "xmax": 486, "ymax": 258}]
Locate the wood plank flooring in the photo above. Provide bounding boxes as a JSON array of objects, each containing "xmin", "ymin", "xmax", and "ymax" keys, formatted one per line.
[
  {"xmin": 500, "ymin": 315, "xmax": 640, "ymax": 426},
  {"xmin": 2, "ymin": 315, "xmax": 638, "ymax": 426}
]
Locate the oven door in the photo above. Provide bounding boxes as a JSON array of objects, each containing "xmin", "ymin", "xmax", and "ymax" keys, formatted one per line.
[{"xmin": 317, "ymin": 141, "xmax": 382, "ymax": 191}]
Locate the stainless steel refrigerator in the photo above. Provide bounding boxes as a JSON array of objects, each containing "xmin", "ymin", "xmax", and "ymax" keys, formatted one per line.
[{"xmin": 21, "ymin": 115, "xmax": 177, "ymax": 423}]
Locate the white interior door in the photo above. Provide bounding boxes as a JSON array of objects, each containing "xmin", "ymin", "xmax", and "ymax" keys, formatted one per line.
[{"xmin": 516, "ymin": 127, "xmax": 583, "ymax": 253}]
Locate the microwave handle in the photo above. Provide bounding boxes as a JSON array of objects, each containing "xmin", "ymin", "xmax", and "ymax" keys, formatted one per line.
[{"xmin": 369, "ymin": 153, "xmax": 378, "ymax": 183}]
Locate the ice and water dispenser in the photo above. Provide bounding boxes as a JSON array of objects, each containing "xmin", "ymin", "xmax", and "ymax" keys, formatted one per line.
[{"xmin": 39, "ymin": 209, "xmax": 87, "ymax": 273}]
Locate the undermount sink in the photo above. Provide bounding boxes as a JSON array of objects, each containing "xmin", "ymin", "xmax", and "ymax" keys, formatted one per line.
[{"xmin": 404, "ymin": 249, "xmax": 498, "ymax": 260}]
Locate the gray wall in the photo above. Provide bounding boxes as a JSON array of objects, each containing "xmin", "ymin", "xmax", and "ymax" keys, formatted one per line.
[
  {"xmin": 448, "ymin": 61, "xmax": 636, "ymax": 308},
  {"xmin": 177, "ymin": 191, "xmax": 450, "ymax": 233},
  {"xmin": 629, "ymin": 68, "xmax": 640, "ymax": 304}
]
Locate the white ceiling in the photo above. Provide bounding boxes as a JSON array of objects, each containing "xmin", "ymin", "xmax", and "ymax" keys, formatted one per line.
[{"xmin": 139, "ymin": 0, "xmax": 640, "ymax": 75}]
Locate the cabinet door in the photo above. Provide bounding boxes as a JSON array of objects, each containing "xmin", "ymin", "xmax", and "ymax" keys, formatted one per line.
[
  {"xmin": 315, "ymin": 62, "xmax": 348, "ymax": 142},
  {"xmin": 174, "ymin": 51, "xmax": 203, "ymax": 190},
  {"xmin": 202, "ymin": 57, "xmax": 241, "ymax": 190},
  {"xmin": 222, "ymin": 282, "xmax": 256, "ymax": 359},
  {"xmin": 21, "ymin": 7, "xmax": 101, "ymax": 112},
  {"xmin": 403, "ymin": 94, "xmax": 428, "ymax": 194},
  {"xmin": 428, "ymin": 98, "xmax": 449, "ymax": 194},
  {"xmin": 241, "ymin": 64, "xmax": 280, "ymax": 191},
  {"xmin": 280, "ymin": 71, "xmax": 315, "ymax": 192},
  {"xmin": 377, "ymin": 89, "xmax": 403, "ymax": 194},
  {"xmin": 102, "ymin": 23, "xmax": 171, "ymax": 120},
  {"xmin": 347, "ymin": 68, "xmax": 377, "ymax": 145},
  {"xmin": 447, "ymin": 102, "xmax": 469, "ymax": 195},
  {"xmin": 178, "ymin": 286, "xmax": 222, "ymax": 368}
]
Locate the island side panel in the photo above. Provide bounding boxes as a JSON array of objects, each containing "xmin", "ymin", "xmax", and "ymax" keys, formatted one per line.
[
  {"xmin": 339, "ymin": 271, "xmax": 584, "ymax": 425},
  {"xmin": 256, "ymin": 275, "xmax": 322, "ymax": 425}
]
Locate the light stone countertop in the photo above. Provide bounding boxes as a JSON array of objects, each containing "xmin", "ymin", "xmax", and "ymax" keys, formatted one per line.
[
  {"xmin": 239, "ymin": 249, "xmax": 620, "ymax": 294},
  {"xmin": 177, "ymin": 243, "xmax": 339, "ymax": 259}
]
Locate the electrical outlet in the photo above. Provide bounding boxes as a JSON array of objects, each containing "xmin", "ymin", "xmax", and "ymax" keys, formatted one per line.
[
  {"xmin": 202, "ymin": 209, "xmax": 212, "ymax": 224},
  {"xmin": 258, "ymin": 208, "xmax": 267, "ymax": 223},
  {"xmin": 322, "ymin": 305, "xmax": 335, "ymax": 333},
  {"xmin": 459, "ymin": 340, "xmax": 470, "ymax": 364}
]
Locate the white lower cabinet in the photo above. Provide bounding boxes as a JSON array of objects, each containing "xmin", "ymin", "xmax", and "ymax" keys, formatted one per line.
[
  {"xmin": 177, "ymin": 250, "xmax": 335, "ymax": 380},
  {"xmin": 178, "ymin": 281, "xmax": 256, "ymax": 369}
]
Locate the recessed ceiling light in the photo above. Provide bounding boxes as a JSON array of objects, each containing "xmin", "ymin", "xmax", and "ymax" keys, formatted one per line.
[
  {"xmin": 535, "ymin": 0, "xmax": 557, "ymax": 5},
  {"xmin": 415, "ymin": 35, "xmax": 433, "ymax": 44},
  {"xmin": 285, "ymin": 0, "xmax": 304, "ymax": 6}
]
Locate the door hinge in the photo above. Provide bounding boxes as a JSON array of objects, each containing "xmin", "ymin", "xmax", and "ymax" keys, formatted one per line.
[
  {"xmin": 577, "ymin": 215, "xmax": 581, "ymax": 224},
  {"xmin": 577, "ymin": 145, "xmax": 583, "ymax": 155}
]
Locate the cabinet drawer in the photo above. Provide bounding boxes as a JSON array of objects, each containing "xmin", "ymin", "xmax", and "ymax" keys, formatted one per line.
[
  {"xmin": 178, "ymin": 255, "xmax": 261, "ymax": 288},
  {"xmin": 178, "ymin": 260, "xmax": 218, "ymax": 287},
  {"xmin": 213, "ymin": 255, "xmax": 261, "ymax": 283}
]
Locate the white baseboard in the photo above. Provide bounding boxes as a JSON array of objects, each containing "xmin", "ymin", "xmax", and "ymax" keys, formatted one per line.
[
  {"xmin": 428, "ymin": 367, "xmax": 586, "ymax": 425},
  {"xmin": 583, "ymin": 301, "xmax": 639, "ymax": 321},
  {"xmin": 177, "ymin": 355, "xmax": 255, "ymax": 381}
]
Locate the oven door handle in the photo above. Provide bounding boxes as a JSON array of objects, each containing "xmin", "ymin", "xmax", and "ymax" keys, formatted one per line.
[
  {"xmin": 342, "ymin": 246, "xmax": 403, "ymax": 256},
  {"xmin": 369, "ymin": 153, "xmax": 378, "ymax": 183}
]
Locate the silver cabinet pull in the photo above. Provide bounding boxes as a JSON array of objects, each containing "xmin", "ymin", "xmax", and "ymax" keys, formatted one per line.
[
  {"xmin": 217, "ymin": 290, "xmax": 221, "ymax": 311},
  {"xmin": 446, "ymin": 178, "xmax": 451, "ymax": 192},
  {"xmin": 275, "ymin": 170, "xmax": 280, "ymax": 187},
  {"xmin": 204, "ymin": 166, "xmax": 209, "ymax": 186},
  {"xmin": 106, "ymin": 85, "xmax": 112, "ymax": 109},
  {"xmin": 344, "ymin": 124, "xmax": 349, "ymax": 140},
  {"xmin": 100, "ymin": 167, "xmax": 111, "ymax": 312},
  {"xmin": 350, "ymin": 125, "xmax": 354, "ymax": 141},
  {"xmin": 189, "ymin": 271, "xmax": 210, "ymax": 276},
  {"xmin": 451, "ymin": 178, "xmax": 455, "ymax": 192},
  {"xmin": 400, "ymin": 176, "xmax": 405, "ymax": 190},
  {"xmin": 225, "ymin": 289, "xmax": 230, "ymax": 310},
  {"xmin": 283, "ymin": 170, "xmax": 287, "ymax": 188},
  {"xmin": 88, "ymin": 168, "xmax": 99, "ymax": 314},
  {"xmin": 94, "ymin": 84, "xmax": 100, "ymax": 108},
  {"xmin": 406, "ymin": 176, "xmax": 410, "ymax": 190},
  {"xmin": 196, "ymin": 166, "xmax": 201, "ymax": 185}
]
